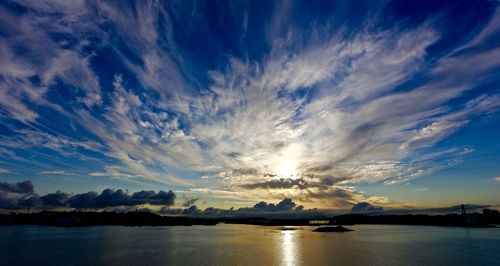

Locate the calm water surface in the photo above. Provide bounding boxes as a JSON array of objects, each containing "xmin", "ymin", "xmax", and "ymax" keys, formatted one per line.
[{"xmin": 0, "ymin": 224, "xmax": 499, "ymax": 266}]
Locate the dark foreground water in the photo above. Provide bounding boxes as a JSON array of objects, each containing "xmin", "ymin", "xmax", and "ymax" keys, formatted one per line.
[{"xmin": 0, "ymin": 224, "xmax": 499, "ymax": 266}]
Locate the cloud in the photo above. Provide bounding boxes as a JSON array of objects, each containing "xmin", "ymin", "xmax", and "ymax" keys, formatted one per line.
[
  {"xmin": 252, "ymin": 198, "xmax": 298, "ymax": 212},
  {"xmin": 351, "ymin": 202, "xmax": 383, "ymax": 213},
  {"xmin": 182, "ymin": 197, "xmax": 200, "ymax": 208},
  {"xmin": 67, "ymin": 189, "xmax": 176, "ymax": 208},
  {"xmin": 0, "ymin": 1, "xmax": 499, "ymax": 208},
  {"xmin": 89, "ymin": 166, "xmax": 141, "ymax": 179},
  {"xmin": 240, "ymin": 178, "xmax": 310, "ymax": 190},
  {"xmin": 41, "ymin": 192, "xmax": 70, "ymax": 207},
  {"xmin": 0, "ymin": 168, "xmax": 10, "ymax": 174},
  {"xmin": 182, "ymin": 205, "xmax": 201, "ymax": 215},
  {"xmin": 0, "ymin": 180, "xmax": 35, "ymax": 208},
  {"xmin": 0, "ymin": 180, "xmax": 34, "ymax": 194},
  {"xmin": 38, "ymin": 170, "xmax": 76, "ymax": 176},
  {"xmin": 160, "ymin": 198, "xmax": 308, "ymax": 217},
  {"xmin": 0, "ymin": 0, "xmax": 101, "ymax": 124},
  {"xmin": 154, "ymin": 202, "xmax": 496, "ymax": 218},
  {"xmin": 0, "ymin": 180, "xmax": 176, "ymax": 209},
  {"xmin": 183, "ymin": 9, "xmax": 500, "ymax": 203},
  {"xmin": 0, "ymin": 193, "xmax": 18, "ymax": 208}
]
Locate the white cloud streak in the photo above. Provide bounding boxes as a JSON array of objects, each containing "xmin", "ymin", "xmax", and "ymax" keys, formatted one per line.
[{"xmin": 38, "ymin": 170, "xmax": 76, "ymax": 176}]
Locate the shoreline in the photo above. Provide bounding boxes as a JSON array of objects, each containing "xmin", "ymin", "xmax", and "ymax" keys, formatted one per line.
[{"xmin": 1, "ymin": 211, "xmax": 498, "ymax": 228}]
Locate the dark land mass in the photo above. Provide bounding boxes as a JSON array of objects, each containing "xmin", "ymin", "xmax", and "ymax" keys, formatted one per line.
[
  {"xmin": 0, "ymin": 209, "xmax": 498, "ymax": 228},
  {"xmin": 313, "ymin": 226, "xmax": 353, "ymax": 232},
  {"xmin": 0, "ymin": 211, "xmax": 218, "ymax": 226},
  {"xmin": 224, "ymin": 209, "xmax": 500, "ymax": 228},
  {"xmin": 328, "ymin": 212, "xmax": 499, "ymax": 228}
]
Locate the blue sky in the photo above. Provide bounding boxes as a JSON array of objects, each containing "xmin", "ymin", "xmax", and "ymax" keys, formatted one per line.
[{"xmin": 0, "ymin": 0, "xmax": 499, "ymax": 210}]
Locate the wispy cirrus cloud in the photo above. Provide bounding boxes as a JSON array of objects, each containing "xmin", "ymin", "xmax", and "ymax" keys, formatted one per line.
[
  {"xmin": 38, "ymin": 170, "xmax": 76, "ymax": 176},
  {"xmin": 0, "ymin": 1, "xmax": 499, "ymax": 208}
]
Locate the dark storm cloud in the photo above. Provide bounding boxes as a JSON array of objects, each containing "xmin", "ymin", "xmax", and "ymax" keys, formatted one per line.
[
  {"xmin": 159, "ymin": 198, "xmax": 306, "ymax": 217},
  {"xmin": 16, "ymin": 192, "xmax": 70, "ymax": 208},
  {"xmin": 351, "ymin": 202, "xmax": 383, "ymax": 213},
  {"xmin": 0, "ymin": 193, "xmax": 18, "ymax": 208},
  {"xmin": 182, "ymin": 205, "xmax": 200, "ymax": 215},
  {"xmin": 132, "ymin": 190, "xmax": 176, "ymax": 206},
  {"xmin": 240, "ymin": 178, "xmax": 310, "ymax": 189},
  {"xmin": 67, "ymin": 192, "xmax": 99, "ymax": 208},
  {"xmin": 253, "ymin": 198, "xmax": 297, "ymax": 211},
  {"xmin": 182, "ymin": 197, "xmax": 200, "ymax": 207},
  {"xmin": 41, "ymin": 191, "xmax": 70, "ymax": 207},
  {"xmin": 0, "ymin": 180, "xmax": 36, "ymax": 208},
  {"xmin": 239, "ymin": 175, "xmax": 351, "ymax": 190},
  {"xmin": 67, "ymin": 189, "xmax": 177, "ymax": 208},
  {"xmin": 237, "ymin": 198, "xmax": 305, "ymax": 213},
  {"xmin": 0, "ymin": 180, "xmax": 34, "ymax": 194},
  {"xmin": 17, "ymin": 196, "xmax": 42, "ymax": 208},
  {"xmin": 0, "ymin": 180, "xmax": 176, "ymax": 209},
  {"xmin": 232, "ymin": 168, "xmax": 259, "ymax": 176}
]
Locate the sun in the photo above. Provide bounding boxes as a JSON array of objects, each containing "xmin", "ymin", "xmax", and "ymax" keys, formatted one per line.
[{"xmin": 276, "ymin": 159, "xmax": 297, "ymax": 179}]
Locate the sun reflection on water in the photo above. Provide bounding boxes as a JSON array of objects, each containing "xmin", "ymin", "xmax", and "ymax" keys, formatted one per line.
[{"xmin": 281, "ymin": 229, "xmax": 296, "ymax": 266}]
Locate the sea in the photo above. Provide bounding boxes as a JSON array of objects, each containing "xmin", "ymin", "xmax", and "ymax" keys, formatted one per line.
[{"xmin": 0, "ymin": 224, "xmax": 499, "ymax": 266}]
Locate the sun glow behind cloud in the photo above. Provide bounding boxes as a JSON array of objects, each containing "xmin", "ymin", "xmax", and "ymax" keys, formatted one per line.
[{"xmin": 276, "ymin": 159, "xmax": 298, "ymax": 179}]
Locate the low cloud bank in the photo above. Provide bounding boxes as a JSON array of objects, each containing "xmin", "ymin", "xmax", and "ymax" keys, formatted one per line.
[
  {"xmin": 159, "ymin": 198, "xmax": 310, "ymax": 218},
  {"xmin": 182, "ymin": 197, "xmax": 200, "ymax": 207},
  {"xmin": 1, "ymin": 180, "xmax": 493, "ymax": 217},
  {"xmin": 0, "ymin": 180, "xmax": 176, "ymax": 209},
  {"xmin": 351, "ymin": 202, "xmax": 383, "ymax": 213},
  {"xmin": 381, "ymin": 204, "xmax": 492, "ymax": 215},
  {"xmin": 0, "ymin": 181, "xmax": 34, "ymax": 194}
]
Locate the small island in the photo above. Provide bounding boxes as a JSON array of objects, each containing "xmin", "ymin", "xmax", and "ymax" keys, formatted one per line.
[{"xmin": 279, "ymin": 227, "xmax": 297, "ymax": 230}]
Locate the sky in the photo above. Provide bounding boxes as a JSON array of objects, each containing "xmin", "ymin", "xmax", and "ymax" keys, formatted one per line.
[{"xmin": 0, "ymin": 0, "xmax": 499, "ymax": 213}]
